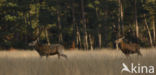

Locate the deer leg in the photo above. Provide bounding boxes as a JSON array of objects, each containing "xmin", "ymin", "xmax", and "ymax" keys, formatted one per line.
[
  {"xmin": 125, "ymin": 54, "xmax": 133, "ymax": 62},
  {"xmin": 137, "ymin": 50, "xmax": 142, "ymax": 56},
  {"xmin": 46, "ymin": 55, "xmax": 49, "ymax": 59},
  {"xmin": 57, "ymin": 54, "xmax": 61, "ymax": 59},
  {"xmin": 60, "ymin": 54, "xmax": 68, "ymax": 59},
  {"xmin": 40, "ymin": 55, "xmax": 43, "ymax": 58},
  {"xmin": 124, "ymin": 54, "xmax": 129, "ymax": 58}
]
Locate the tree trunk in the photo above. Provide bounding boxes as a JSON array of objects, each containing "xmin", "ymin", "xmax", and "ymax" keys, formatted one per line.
[
  {"xmin": 152, "ymin": 16, "xmax": 155, "ymax": 44},
  {"xmin": 23, "ymin": 14, "xmax": 28, "ymax": 44},
  {"xmin": 134, "ymin": 0, "xmax": 139, "ymax": 38},
  {"xmin": 35, "ymin": 1, "xmax": 39, "ymax": 25},
  {"xmin": 117, "ymin": 14, "xmax": 121, "ymax": 37},
  {"xmin": 58, "ymin": 33, "xmax": 63, "ymax": 43},
  {"xmin": 89, "ymin": 34, "xmax": 94, "ymax": 50},
  {"xmin": 57, "ymin": 10, "xmax": 63, "ymax": 43},
  {"xmin": 84, "ymin": 32, "xmax": 88, "ymax": 50},
  {"xmin": 117, "ymin": 3, "xmax": 121, "ymax": 37},
  {"xmin": 144, "ymin": 14, "xmax": 154, "ymax": 47},
  {"xmin": 71, "ymin": 1, "xmax": 81, "ymax": 49},
  {"xmin": 45, "ymin": 27, "xmax": 50, "ymax": 45},
  {"xmin": 118, "ymin": 0, "xmax": 124, "ymax": 35},
  {"xmin": 71, "ymin": 2, "xmax": 77, "ymax": 48},
  {"xmin": 76, "ymin": 31, "xmax": 82, "ymax": 48},
  {"xmin": 28, "ymin": 12, "xmax": 32, "ymax": 26},
  {"xmin": 98, "ymin": 33, "xmax": 102, "ymax": 48},
  {"xmin": 81, "ymin": 0, "xmax": 88, "ymax": 50},
  {"xmin": 95, "ymin": 6, "xmax": 102, "ymax": 48}
]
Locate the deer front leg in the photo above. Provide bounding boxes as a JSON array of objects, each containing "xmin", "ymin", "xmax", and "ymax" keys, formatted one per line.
[
  {"xmin": 46, "ymin": 54, "xmax": 49, "ymax": 59},
  {"xmin": 58, "ymin": 54, "xmax": 61, "ymax": 59}
]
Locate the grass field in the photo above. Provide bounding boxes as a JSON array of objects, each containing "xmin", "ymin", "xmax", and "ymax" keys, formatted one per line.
[{"xmin": 0, "ymin": 48, "xmax": 156, "ymax": 75}]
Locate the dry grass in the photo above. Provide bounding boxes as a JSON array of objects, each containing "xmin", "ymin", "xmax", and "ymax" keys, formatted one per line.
[{"xmin": 0, "ymin": 48, "xmax": 156, "ymax": 75}]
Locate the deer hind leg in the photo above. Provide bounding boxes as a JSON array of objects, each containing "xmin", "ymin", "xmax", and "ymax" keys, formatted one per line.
[
  {"xmin": 60, "ymin": 54, "xmax": 67, "ymax": 59},
  {"xmin": 57, "ymin": 49, "xmax": 67, "ymax": 59},
  {"xmin": 57, "ymin": 53, "xmax": 67, "ymax": 59},
  {"xmin": 39, "ymin": 54, "xmax": 44, "ymax": 58},
  {"xmin": 125, "ymin": 54, "xmax": 133, "ymax": 62},
  {"xmin": 137, "ymin": 50, "xmax": 142, "ymax": 56}
]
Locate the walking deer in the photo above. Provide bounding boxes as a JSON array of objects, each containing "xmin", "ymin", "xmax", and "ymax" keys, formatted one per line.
[
  {"xmin": 29, "ymin": 39, "xmax": 67, "ymax": 59},
  {"xmin": 115, "ymin": 37, "xmax": 142, "ymax": 57}
]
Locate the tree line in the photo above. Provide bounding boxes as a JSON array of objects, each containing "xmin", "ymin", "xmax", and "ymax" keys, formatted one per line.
[{"xmin": 0, "ymin": 0, "xmax": 156, "ymax": 50}]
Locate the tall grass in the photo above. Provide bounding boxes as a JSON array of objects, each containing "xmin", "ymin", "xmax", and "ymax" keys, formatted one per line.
[{"xmin": 0, "ymin": 48, "xmax": 156, "ymax": 75}]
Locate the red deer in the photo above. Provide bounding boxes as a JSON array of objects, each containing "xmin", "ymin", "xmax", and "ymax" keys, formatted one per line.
[
  {"xmin": 29, "ymin": 39, "xmax": 67, "ymax": 59},
  {"xmin": 115, "ymin": 37, "xmax": 142, "ymax": 57}
]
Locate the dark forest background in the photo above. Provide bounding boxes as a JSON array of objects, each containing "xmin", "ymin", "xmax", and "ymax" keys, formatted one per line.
[{"xmin": 0, "ymin": 0, "xmax": 156, "ymax": 50}]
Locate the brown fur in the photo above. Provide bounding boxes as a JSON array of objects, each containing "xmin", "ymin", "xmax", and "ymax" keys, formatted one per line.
[
  {"xmin": 29, "ymin": 40, "xmax": 67, "ymax": 59},
  {"xmin": 116, "ymin": 37, "xmax": 142, "ymax": 56}
]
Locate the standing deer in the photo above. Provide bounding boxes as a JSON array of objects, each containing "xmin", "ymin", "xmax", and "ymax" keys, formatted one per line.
[
  {"xmin": 115, "ymin": 37, "xmax": 142, "ymax": 57},
  {"xmin": 29, "ymin": 38, "xmax": 67, "ymax": 59}
]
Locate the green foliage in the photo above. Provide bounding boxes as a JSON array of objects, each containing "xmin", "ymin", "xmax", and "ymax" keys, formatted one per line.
[{"xmin": 0, "ymin": 0, "xmax": 155, "ymax": 49}]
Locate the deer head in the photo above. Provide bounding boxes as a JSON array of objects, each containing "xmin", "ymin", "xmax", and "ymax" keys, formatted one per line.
[
  {"xmin": 28, "ymin": 38, "xmax": 39, "ymax": 46},
  {"xmin": 115, "ymin": 36, "xmax": 125, "ymax": 44},
  {"xmin": 115, "ymin": 36, "xmax": 125, "ymax": 50},
  {"xmin": 28, "ymin": 26, "xmax": 43, "ymax": 47}
]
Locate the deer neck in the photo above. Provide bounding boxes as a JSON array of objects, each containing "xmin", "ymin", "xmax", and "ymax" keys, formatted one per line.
[
  {"xmin": 34, "ymin": 41, "xmax": 41, "ymax": 49},
  {"xmin": 118, "ymin": 41, "xmax": 124, "ymax": 48}
]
